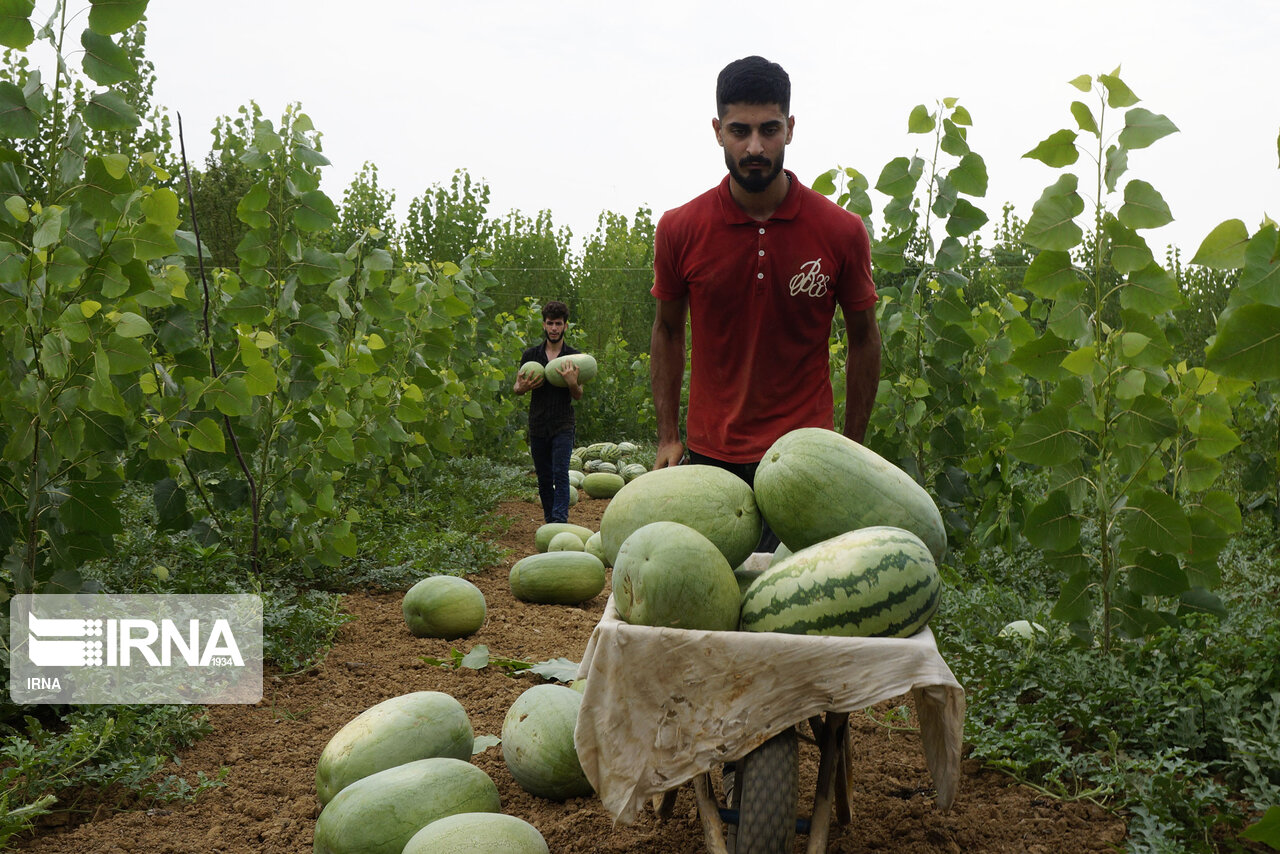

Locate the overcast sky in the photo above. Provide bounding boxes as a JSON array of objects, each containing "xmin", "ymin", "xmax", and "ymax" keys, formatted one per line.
[{"xmin": 133, "ymin": 0, "xmax": 1278, "ymax": 256}]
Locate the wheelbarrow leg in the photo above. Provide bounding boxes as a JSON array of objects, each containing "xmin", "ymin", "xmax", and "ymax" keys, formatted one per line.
[
  {"xmin": 692, "ymin": 773, "xmax": 731, "ymax": 854},
  {"xmin": 806, "ymin": 712, "xmax": 849, "ymax": 854},
  {"xmin": 651, "ymin": 789, "xmax": 679, "ymax": 819}
]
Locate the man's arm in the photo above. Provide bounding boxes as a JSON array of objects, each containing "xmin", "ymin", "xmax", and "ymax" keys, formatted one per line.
[
  {"xmin": 650, "ymin": 296, "xmax": 688, "ymax": 468},
  {"xmin": 842, "ymin": 305, "xmax": 881, "ymax": 444}
]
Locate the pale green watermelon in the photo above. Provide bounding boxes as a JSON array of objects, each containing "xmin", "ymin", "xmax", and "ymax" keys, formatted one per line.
[
  {"xmin": 502, "ymin": 684, "xmax": 593, "ymax": 801},
  {"xmin": 612, "ymin": 521, "xmax": 741, "ymax": 631}
]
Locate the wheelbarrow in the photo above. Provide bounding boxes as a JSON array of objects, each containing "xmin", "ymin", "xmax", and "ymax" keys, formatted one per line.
[{"xmin": 574, "ymin": 590, "xmax": 965, "ymax": 854}]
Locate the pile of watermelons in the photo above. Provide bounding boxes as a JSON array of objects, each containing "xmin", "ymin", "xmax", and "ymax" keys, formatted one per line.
[
  {"xmin": 568, "ymin": 440, "xmax": 648, "ymax": 502},
  {"xmin": 595, "ymin": 427, "xmax": 948, "ymax": 639},
  {"xmin": 513, "ymin": 426, "xmax": 949, "ymax": 642},
  {"xmin": 313, "ymin": 684, "xmax": 593, "ymax": 854}
]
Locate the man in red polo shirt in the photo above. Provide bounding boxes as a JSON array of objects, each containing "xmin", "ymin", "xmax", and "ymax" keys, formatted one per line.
[{"xmin": 650, "ymin": 55, "xmax": 881, "ymax": 549}]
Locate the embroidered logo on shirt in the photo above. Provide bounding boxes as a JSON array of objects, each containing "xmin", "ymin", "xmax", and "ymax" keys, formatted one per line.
[{"xmin": 788, "ymin": 258, "xmax": 830, "ymax": 297}]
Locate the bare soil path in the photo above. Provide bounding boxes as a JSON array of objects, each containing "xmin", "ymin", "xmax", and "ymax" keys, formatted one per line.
[{"xmin": 16, "ymin": 496, "xmax": 1127, "ymax": 853}]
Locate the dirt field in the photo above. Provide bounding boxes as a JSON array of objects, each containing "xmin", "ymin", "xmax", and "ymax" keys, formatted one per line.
[{"xmin": 15, "ymin": 496, "xmax": 1128, "ymax": 853}]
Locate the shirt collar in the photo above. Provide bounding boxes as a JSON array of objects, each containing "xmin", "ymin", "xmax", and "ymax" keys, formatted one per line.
[{"xmin": 716, "ymin": 169, "xmax": 803, "ymax": 225}]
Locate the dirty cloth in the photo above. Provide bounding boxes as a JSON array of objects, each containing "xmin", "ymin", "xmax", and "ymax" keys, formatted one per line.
[{"xmin": 574, "ymin": 575, "xmax": 965, "ymax": 825}]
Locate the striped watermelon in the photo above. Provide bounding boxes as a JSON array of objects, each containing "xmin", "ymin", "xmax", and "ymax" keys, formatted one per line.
[
  {"xmin": 754, "ymin": 428, "xmax": 948, "ymax": 563},
  {"xmin": 739, "ymin": 526, "xmax": 941, "ymax": 638}
]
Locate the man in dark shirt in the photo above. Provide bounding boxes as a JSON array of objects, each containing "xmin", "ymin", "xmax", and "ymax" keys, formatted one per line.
[{"xmin": 513, "ymin": 300, "xmax": 583, "ymax": 523}]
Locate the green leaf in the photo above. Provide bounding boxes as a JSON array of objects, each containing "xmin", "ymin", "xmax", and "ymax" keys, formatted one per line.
[
  {"xmin": 1069, "ymin": 101, "xmax": 1098, "ymax": 135},
  {"xmin": 949, "ymin": 152, "xmax": 988, "ymax": 197},
  {"xmin": 1099, "ymin": 67, "xmax": 1140, "ymax": 108},
  {"xmin": 472, "ymin": 735, "xmax": 501, "ymax": 755},
  {"xmin": 1104, "ymin": 145, "xmax": 1128, "ymax": 193},
  {"xmin": 0, "ymin": 0, "xmax": 35, "ymax": 49},
  {"xmin": 1059, "ymin": 346, "xmax": 1097, "ymax": 377},
  {"xmin": 88, "ymin": 0, "xmax": 148, "ymax": 33},
  {"xmin": 1103, "ymin": 216, "xmax": 1152, "ymax": 274},
  {"xmin": 153, "ymin": 478, "xmax": 193, "ymax": 534},
  {"xmin": 1206, "ymin": 303, "xmax": 1280, "ymax": 380},
  {"xmin": 1240, "ymin": 806, "xmax": 1280, "ymax": 847},
  {"xmin": 1116, "ymin": 394, "xmax": 1177, "ymax": 445},
  {"xmin": 1178, "ymin": 587, "xmax": 1227, "ymax": 618},
  {"xmin": 1181, "ymin": 449, "xmax": 1222, "ymax": 492},
  {"xmin": 939, "ymin": 120, "xmax": 969, "ymax": 157},
  {"xmin": 1121, "ymin": 263, "xmax": 1182, "ymax": 314},
  {"xmin": 1009, "ymin": 405, "xmax": 1081, "ymax": 465},
  {"xmin": 812, "ymin": 169, "xmax": 837, "ymax": 196},
  {"xmin": 1068, "ymin": 74, "xmax": 1093, "ymax": 93},
  {"xmin": 1190, "ymin": 219, "xmax": 1249, "ymax": 269},
  {"xmin": 944, "ymin": 197, "xmax": 987, "ymax": 237},
  {"xmin": 1122, "ymin": 489, "xmax": 1191, "ymax": 554},
  {"xmin": 524, "ymin": 657, "xmax": 580, "ymax": 682},
  {"xmin": 1117, "ymin": 107, "xmax": 1178, "ymax": 150},
  {"xmin": 1023, "ymin": 129, "xmax": 1079, "ymax": 167},
  {"xmin": 933, "ymin": 236, "xmax": 965, "ymax": 270},
  {"xmin": 80, "ymin": 29, "xmax": 136, "ymax": 85},
  {"xmin": 870, "ymin": 229, "xmax": 911, "ymax": 273},
  {"xmin": 1022, "ymin": 250, "xmax": 1079, "ymax": 299},
  {"xmin": 293, "ymin": 189, "xmax": 338, "ymax": 232},
  {"xmin": 1128, "ymin": 551, "xmax": 1188, "ymax": 597},
  {"xmin": 460, "ymin": 645, "xmax": 490, "ymax": 670},
  {"xmin": 1010, "ymin": 332, "xmax": 1072, "ymax": 381},
  {"xmin": 1118, "ymin": 180, "xmax": 1173, "ymax": 230},
  {"xmin": 62, "ymin": 478, "xmax": 123, "ymax": 534},
  {"xmin": 1023, "ymin": 490, "xmax": 1079, "ymax": 552},
  {"xmin": 296, "ymin": 246, "xmax": 342, "ymax": 285},
  {"xmin": 187, "ymin": 417, "xmax": 225, "ymax": 454},
  {"xmin": 0, "ymin": 81, "xmax": 38, "ymax": 138},
  {"xmin": 874, "ymin": 157, "xmax": 920, "ymax": 199},
  {"xmin": 83, "ymin": 89, "xmax": 139, "ymax": 132},
  {"xmin": 1050, "ymin": 570, "xmax": 1093, "ymax": 623},
  {"xmin": 1024, "ymin": 174, "xmax": 1084, "ymax": 251},
  {"xmin": 113, "ymin": 310, "xmax": 152, "ymax": 338},
  {"xmin": 1238, "ymin": 224, "xmax": 1280, "ymax": 305},
  {"xmin": 907, "ymin": 104, "xmax": 935, "ymax": 134}
]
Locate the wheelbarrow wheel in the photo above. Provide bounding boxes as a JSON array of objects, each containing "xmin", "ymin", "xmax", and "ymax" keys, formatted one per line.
[{"xmin": 731, "ymin": 726, "xmax": 798, "ymax": 854}]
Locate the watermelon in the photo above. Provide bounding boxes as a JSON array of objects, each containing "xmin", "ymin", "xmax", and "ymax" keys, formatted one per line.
[
  {"xmin": 616, "ymin": 441, "xmax": 638, "ymax": 456},
  {"xmin": 534, "ymin": 523, "xmax": 593, "ymax": 552},
  {"xmin": 621, "ymin": 463, "xmax": 648, "ymax": 482},
  {"xmin": 518, "ymin": 361, "xmax": 544, "ymax": 384},
  {"xmin": 596, "ymin": 442, "xmax": 622, "ymax": 462},
  {"xmin": 740, "ymin": 526, "xmax": 941, "ymax": 639},
  {"xmin": 312, "ymin": 757, "xmax": 500, "ymax": 854},
  {"xmin": 753, "ymin": 428, "xmax": 948, "ymax": 562},
  {"xmin": 543, "ymin": 353, "xmax": 597, "ymax": 387},
  {"xmin": 547, "ymin": 531, "xmax": 586, "ymax": 552},
  {"xmin": 402, "ymin": 813, "xmax": 549, "ymax": 854},
  {"xmin": 584, "ymin": 531, "xmax": 609, "ymax": 567},
  {"xmin": 402, "ymin": 576, "xmax": 486, "ymax": 639},
  {"xmin": 502, "ymin": 684, "xmax": 593, "ymax": 800},
  {"xmin": 315, "ymin": 691, "xmax": 475, "ymax": 805},
  {"xmin": 582, "ymin": 471, "xmax": 625, "ymax": 498},
  {"xmin": 599, "ymin": 464, "xmax": 762, "ymax": 568},
  {"xmin": 568, "ymin": 469, "xmax": 585, "ymax": 488},
  {"xmin": 612, "ymin": 521, "xmax": 741, "ymax": 631},
  {"xmin": 510, "ymin": 552, "xmax": 606, "ymax": 604},
  {"xmin": 568, "ymin": 484, "xmax": 578, "ymax": 507}
]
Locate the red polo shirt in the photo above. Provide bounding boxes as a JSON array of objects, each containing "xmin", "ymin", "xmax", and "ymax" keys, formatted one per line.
[{"xmin": 652, "ymin": 170, "xmax": 877, "ymax": 463}]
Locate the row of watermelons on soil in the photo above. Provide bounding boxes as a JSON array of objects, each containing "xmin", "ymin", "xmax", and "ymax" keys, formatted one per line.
[{"xmin": 311, "ymin": 426, "xmax": 951, "ymax": 852}]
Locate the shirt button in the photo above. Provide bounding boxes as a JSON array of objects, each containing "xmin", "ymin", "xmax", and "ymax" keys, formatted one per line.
[
  {"xmin": 758, "ymin": 250, "xmax": 765, "ymax": 256},
  {"xmin": 757, "ymin": 273, "xmax": 764, "ymax": 279},
  {"xmin": 758, "ymin": 228, "xmax": 766, "ymax": 235}
]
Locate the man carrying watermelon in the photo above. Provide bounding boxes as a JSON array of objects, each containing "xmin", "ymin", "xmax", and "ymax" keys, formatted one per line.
[
  {"xmin": 649, "ymin": 55, "xmax": 882, "ymax": 550},
  {"xmin": 514, "ymin": 300, "xmax": 584, "ymax": 524}
]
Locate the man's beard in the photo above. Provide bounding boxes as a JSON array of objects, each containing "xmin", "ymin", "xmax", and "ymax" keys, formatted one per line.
[{"xmin": 726, "ymin": 151, "xmax": 784, "ymax": 193}]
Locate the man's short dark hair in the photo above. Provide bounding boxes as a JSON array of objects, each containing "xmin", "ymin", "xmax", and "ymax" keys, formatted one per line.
[
  {"xmin": 542, "ymin": 300, "xmax": 569, "ymax": 321},
  {"xmin": 716, "ymin": 56, "xmax": 790, "ymax": 117}
]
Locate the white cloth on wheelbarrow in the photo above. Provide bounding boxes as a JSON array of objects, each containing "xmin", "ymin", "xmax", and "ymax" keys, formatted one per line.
[{"xmin": 573, "ymin": 583, "xmax": 965, "ymax": 825}]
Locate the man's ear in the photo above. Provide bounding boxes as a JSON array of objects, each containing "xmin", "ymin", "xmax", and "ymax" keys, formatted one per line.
[{"xmin": 712, "ymin": 117, "xmax": 723, "ymax": 147}]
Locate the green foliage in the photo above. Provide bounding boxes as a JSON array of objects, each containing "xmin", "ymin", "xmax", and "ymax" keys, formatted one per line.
[
  {"xmin": 574, "ymin": 208, "xmax": 655, "ymax": 356},
  {"xmin": 329, "ymin": 160, "xmax": 398, "ymax": 256},
  {"xmin": 403, "ymin": 168, "xmax": 492, "ymax": 266},
  {"xmin": 488, "ymin": 208, "xmax": 574, "ymax": 313},
  {"xmin": 938, "ymin": 518, "xmax": 1280, "ymax": 853},
  {"xmin": 1004, "ymin": 69, "xmax": 1243, "ymax": 649},
  {"xmin": 0, "ymin": 704, "xmax": 220, "ymax": 841}
]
